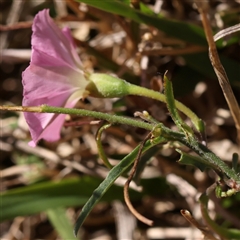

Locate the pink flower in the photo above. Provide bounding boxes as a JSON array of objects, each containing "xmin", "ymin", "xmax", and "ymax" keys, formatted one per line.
[{"xmin": 22, "ymin": 9, "xmax": 89, "ymax": 147}]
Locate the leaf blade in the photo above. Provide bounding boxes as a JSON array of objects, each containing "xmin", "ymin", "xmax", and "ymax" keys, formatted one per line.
[{"xmin": 77, "ymin": 0, "xmax": 207, "ymax": 45}]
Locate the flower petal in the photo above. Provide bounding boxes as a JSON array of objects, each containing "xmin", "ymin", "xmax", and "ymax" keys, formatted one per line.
[
  {"xmin": 22, "ymin": 9, "xmax": 89, "ymax": 146},
  {"xmin": 23, "ymin": 63, "xmax": 87, "ymax": 146},
  {"xmin": 32, "ymin": 9, "xmax": 82, "ymax": 69},
  {"xmin": 26, "ymin": 97, "xmax": 80, "ymax": 147}
]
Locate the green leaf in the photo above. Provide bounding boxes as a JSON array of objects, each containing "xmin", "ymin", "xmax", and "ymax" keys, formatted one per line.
[
  {"xmin": 0, "ymin": 176, "xmax": 129, "ymax": 222},
  {"xmin": 0, "ymin": 163, "xmax": 169, "ymax": 224},
  {"xmin": 78, "ymin": 0, "xmax": 240, "ymax": 89},
  {"xmin": 177, "ymin": 149, "xmax": 212, "ymax": 172},
  {"xmin": 164, "ymin": 75, "xmax": 194, "ymax": 135},
  {"xmin": 74, "ymin": 136, "xmax": 166, "ymax": 236},
  {"xmin": 47, "ymin": 207, "xmax": 77, "ymax": 240},
  {"xmin": 133, "ymin": 146, "xmax": 160, "ymax": 184},
  {"xmin": 77, "ymin": 0, "xmax": 207, "ymax": 45},
  {"xmin": 80, "ymin": 0, "xmax": 240, "ymax": 89}
]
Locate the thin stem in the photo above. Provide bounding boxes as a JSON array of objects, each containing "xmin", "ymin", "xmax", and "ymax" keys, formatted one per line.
[
  {"xmin": 126, "ymin": 83, "xmax": 204, "ymax": 133},
  {"xmin": 124, "ymin": 132, "xmax": 154, "ymax": 226},
  {"xmin": 96, "ymin": 123, "xmax": 113, "ymax": 169},
  {"xmin": 200, "ymin": 193, "xmax": 240, "ymax": 240},
  {"xmin": 0, "ymin": 105, "xmax": 154, "ymax": 131},
  {"xmin": 180, "ymin": 209, "xmax": 218, "ymax": 240},
  {"xmin": 195, "ymin": 1, "xmax": 240, "ymax": 144},
  {"xmin": 43, "ymin": 105, "xmax": 154, "ymax": 130},
  {"xmin": 158, "ymin": 123, "xmax": 240, "ymax": 190}
]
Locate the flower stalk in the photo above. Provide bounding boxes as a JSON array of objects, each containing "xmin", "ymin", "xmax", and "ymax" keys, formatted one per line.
[
  {"xmin": 88, "ymin": 73, "xmax": 205, "ymax": 134},
  {"xmin": 0, "ymin": 105, "xmax": 154, "ymax": 131}
]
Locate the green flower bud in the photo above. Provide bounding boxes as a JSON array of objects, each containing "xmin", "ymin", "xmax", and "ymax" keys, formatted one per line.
[{"xmin": 86, "ymin": 73, "xmax": 131, "ymax": 98}]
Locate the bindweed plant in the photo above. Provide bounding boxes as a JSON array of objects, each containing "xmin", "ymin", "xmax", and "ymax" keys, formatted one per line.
[{"xmin": 1, "ymin": 5, "xmax": 240, "ymax": 240}]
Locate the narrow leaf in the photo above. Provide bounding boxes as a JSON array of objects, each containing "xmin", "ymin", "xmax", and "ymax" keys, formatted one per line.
[
  {"xmin": 0, "ymin": 177, "xmax": 126, "ymax": 221},
  {"xmin": 74, "ymin": 136, "xmax": 166, "ymax": 236},
  {"xmin": 177, "ymin": 149, "xmax": 212, "ymax": 172},
  {"xmin": 164, "ymin": 75, "xmax": 194, "ymax": 135},
  {"xmin": 47, "ymin": 207, "xmax": 77, "ymax": 240},
  {"xmin": 77, "ymin": 0, "xmax": 207, "ymax": 45}
]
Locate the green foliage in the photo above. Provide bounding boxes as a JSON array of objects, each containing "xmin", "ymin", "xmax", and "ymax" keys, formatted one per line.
[
  {"xmin": 74, "ymin": 136, "xmax": 167, "ymax": 236},
  {"xmin": 76, "ymin": 0, "xmax": 207, "ymax": 45},
  {"xmin": 2, "ymin": 1, "xmax": 240, "ymax": 239},
  {"xmin": 47, "ymin": 208, "xmax": 77, "ymax": 240},
  {"xmin": 0, "ymin": 176, "xmax": 127, "ymax": 221},
  {"xmin": 77, "ymin": 0, "xmax": 240, "ymax": 95},
  {"xmin": 200, "ymin": 193, "xmax": 240, "ymax": 239},
  {"xmin": 177, "ymin": 150, "xmax": 211, "ymax": 172}
]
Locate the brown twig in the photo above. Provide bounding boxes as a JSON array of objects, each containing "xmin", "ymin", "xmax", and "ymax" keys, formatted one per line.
[
  {"xmin": 0, "ymin": 105, "xmax": 41, "ymax": 112},
  {"xmin": 214, "ymin": 23, "xmax": 240, "ymax": 42},
  {"xmin": 181, "ymin": 209, "xmax": 218, "ymax": 240},
  {"xmin": 0, "ymin": 21, "xmax": 32, "ymax": 31},
  {"xmin": 64, "ymin": 120, "xmax": 101, "ymax": 127},
  {"xmin": 53, "ymin": 0, "xmax": 68, "ymax": 18},
  {"xmin": 130, "ymin": 0, "xmax": 140, "ymax": 9},
  {"xmin": 123, "ymin": 132, "xmax": 154, "ymax": 226},
  {"xmin": 139, "ymin": 45, "xmax": 206, "ymax": 56},
  {"xmin": 196, "ymin": 1, "xmax": 240, "ymax": 144}
]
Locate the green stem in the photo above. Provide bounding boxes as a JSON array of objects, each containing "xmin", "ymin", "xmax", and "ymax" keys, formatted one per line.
[
  {"xmin": 125, "ymin": 83, "xmax": 204, "ymax": 132},
  {"xmin": 42, "ymin": 105, "xmax": 154, "ymax": 131},
  {"xmin": 0, "ymin": 104, "xmax": 154, "ymax": 132},
  {"xmin": 2, "ymin": 105, "xmax": 239, "ymax": 190},
  {"xmin": 200, "ymin": 193, "xmax": 240, "ymax": 239},
  {"xmin": 158, "ymin": 123, "xmax": 240, "ymax": 189},
  {"xmin": 88, "ymin": 73, "xmax": 204, "ymax": 132}
]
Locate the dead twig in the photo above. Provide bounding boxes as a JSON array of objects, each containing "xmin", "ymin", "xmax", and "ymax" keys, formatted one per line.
[
  {"xmin": 0, "ymin": 21, "xmax": 32, "ymax": 31},
  {"xmin": 195, "ymin": 1, "xmax": 240, "ymax": 144},
  {"xmin": 181, "ymin": 209, "xmax": 218, "ymax": 240},
  {"xmin": 53, "ymin": 0, "xmax": 68, "ymax": 18},
  {"xmin": 214, "ymin": 23, "xmax": 240, "ymax": 42},
  {"xmin": 139, "ymin": 45, "xmax": 206, "ymax": 56},
  {"xmin": 123, "ymin": 132, "xmax": 154, "ymax": 226}
]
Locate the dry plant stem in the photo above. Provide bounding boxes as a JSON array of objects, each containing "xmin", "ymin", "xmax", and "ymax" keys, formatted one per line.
[
  {"xmin": 139, "ymin": 45, "xmax": 206, "ymax": 56},
  {"xmin": 0, "ymin": 105, "xmax": 42, "ymax": 113},
  {"xmin": 114, "ymin": 15, "xmax": 137, "ymax": 52},
  {"xmin": 214, "ymin": 23, "xmax": 240, "ymax": 42},
  {"xmin": 53, "ymin": 0, "xmax": 67, "ymax": 17},
  {"xmin": 65, "ymin": 0, "xmax": 81, "ymax": 16},
  {"xmin": 0, "ymin": 21, "xmax": 32, "ymax": 31},
  {"xmin": 196, "ymin": 1, "xmax": 240, "ymax": 143},
  {"xmin": 64, "ymin": 120, "xmax": 101, "ymax": 127},
  {"xmin": 180, "ymin": 210, "xmax": 218, "ymax": 240},
  {"xmin": 123, "ymin": 132, "xmax": 154, "ymax": 226},
  {"xmin": 130, "ymin": 0, "xmax": 140, "ymax": 9}
]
